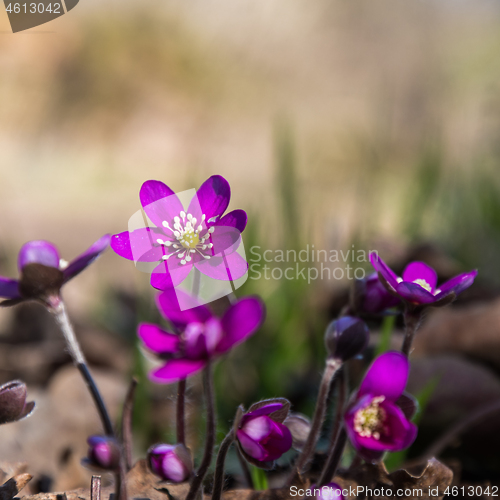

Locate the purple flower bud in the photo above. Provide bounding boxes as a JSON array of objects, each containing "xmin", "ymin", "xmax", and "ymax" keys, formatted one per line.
[
  {"xmin": 85, "ymin": 436, "xmax": 121, "ymax": 471},
  {"xmin": 0, "ymin": 380, "xmax": 35, "ymax": 424},
  {"xmin": 324, "ymin": 316, "xmax": 369, "ymax": 361},
  {"xmin": 307, "ymin": 483, "xmax": 345, "ymax": 500},
  {"xmin": 147, "ymin": 444, "xmax": 192, "ymax": 483},
  {"xmin": 235, "ymin": 400, "xmax": 293, "ymax": 469}
]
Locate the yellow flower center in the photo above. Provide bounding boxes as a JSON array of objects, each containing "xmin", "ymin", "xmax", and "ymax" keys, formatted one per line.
[
  {"xmin": 353, "ymin": 396, "xmax": 387, "ymax": 440},
  {"xmin": 413, "ymin": 278, "xmax": 432, "ymax": 292},
  {"xmin": 179, "ymin": 227, "xmax": 200, "ymax": 249}
]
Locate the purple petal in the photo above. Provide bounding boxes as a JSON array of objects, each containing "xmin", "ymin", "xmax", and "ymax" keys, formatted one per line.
[
  {"xmin": 63, "ymin": 234, "xmax": 110, "ymax": 283},
  {"xmin": 236, "ymin": 429, "xmax": 266, "ymax": 460},
  {"xmin": 217, "ymin": 296, "xmax": 265, "ymax": 354},
  {"xmin": 111, "ymin": 229, "xmax": 165, "ymax": 262},
  {"xmin": 402, "ymin": 262, "xmax": 437, "ymax": 292},
  {"xmin": 241, "ymin": 415, "xmax": 272, "ymax": 441},
  {"xmin": 18, "ymin": 241, "xmax": 60, "ymax": 271},
  {"xmin": 209, "ymin": 225, "xmax": 243, "ymax": 256},
  {"xmin": 138, "ymin": 323, "xmax": 180, "ymax": 354},
  {"xmin": 369, "ymin": 253, "xmax": 399, "ymax": 290},
  {"xmin": 243, "ymin": 403, "xmax": 284, "ymax": 421},
  {"xmin": 215, "ymin": 209, "xmax": 247, "ymax": 233},
  {"xmin": 358, "ymin": 351, "xmax": 409, "ymax": 401},
  {"xmin": 396, "ymin": 282, "xmax": 437, "ymax": 304},
  {"xmin": 188, "ymin": 175, "xmax": 230, "ymax": 223},
  {"xmin": 0, "ymin": 277, "xmax": 20, "ymax": 299},
  {"xmin": 140, "ymin": 180, "xmax": 184, "ymax": 229},
  {"xmin": 156, "ymin": 289, "xmax": 212, "ymax": 329},
  {"xmin": 259, "ymin": 420, "xmax": 293, "ymax": 460},
  {"xmin": 150, "ymin": 261, "xmax": 193, "ymax": 290},
  {"xmin": 149, "ymin": 359, "xmax": 207, "ymax": 383},
  {"xmin": 435, "ymin": 270, "xmax": 477, "ymax": 299},
  {"xmin": 195, "ymin": 252, "xmax": 248, "ymax": 282}
]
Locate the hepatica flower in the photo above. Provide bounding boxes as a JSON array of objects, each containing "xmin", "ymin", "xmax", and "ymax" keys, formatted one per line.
[
  {"xmin": 344, "ymin": 351, "xmax": 417, "ymax": 462},
  {"xmin": 353, "ymin": 272, "xmax": 401, "ymax": 315},
  {"xmin": 148, "ymin": 443, "xmax": 193, "ymax": 483},
  {"xmin": 370, "ymin": 253, "xmax": 477, "ymax": 307},
  {"xmin": 138, "ymin": 290, "xmax": 265, "ymax": 383},
  {"xmin": 235, "ymin": 400, "xmax": 293, "ymax": 469},
  {"xmin": 111, "ymin": 175, "xmax": 248, "ymax": 291},
  {"xmin": 84, "ymin": 436, "xmax": 121, "ymax": 471},
  {"xmin": 0, "ymin": 236, "xmax": 110, "ymax": 306}
]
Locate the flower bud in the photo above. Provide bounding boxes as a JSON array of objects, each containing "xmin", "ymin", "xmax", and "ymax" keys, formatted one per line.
[
  {"xmin": 85, "ymin": 436, "xmax": 121, "ymax": 471},
  {"xmin": 325, "ymin": 316, "xmax": 369, "ymax": 361},
  {"xmin": 147, "ymin": 443, "xmax": 192, "ymax": 483},
  {"xmin": 283, "ymin": 413, "xmax": 311, "ymax": 451},
  {"xmin": 0, "ymin": 380, "xmax": 35, "ymax": 424}
]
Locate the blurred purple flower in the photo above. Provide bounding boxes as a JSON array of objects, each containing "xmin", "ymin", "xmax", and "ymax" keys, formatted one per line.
[
  {"xmin": 84, "ymin": 436, "xmax": 121, "ymax": 471},
  {"xmin": 307, "ymin": 483, "xmax": 344, "ymax": 500},
  {"xmin": 370, "ymin": 253, "xmax": 477, "ymax": 307},
  {"xmin": 357, "ymin": 272, "xmax": 401, "ymax": 314},
  {"xmin": 138, "ymin": 289, "xmax": 265, "ymax": 383},
  {"xmin": 235, "ymin": 401, "xmax": 293, "ymax": 469},
  {"xmin": 111, "ymin": 175, "xmax": 248, "ymax": 290},
  {"xmin": 0, "ymin": 236, "xmax": 110, "ymax": 305},
  {"xmin": 148, "ymin": 443, "xmax": 193, "ymax": 483},
  {"xmin": 344, "ymin": 351, "xmax": 417, "ymax": 462}
]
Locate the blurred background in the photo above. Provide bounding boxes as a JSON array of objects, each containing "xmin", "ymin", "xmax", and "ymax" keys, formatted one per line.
[{"xmin": 1, "ymin": 0, "xmax": 500, "ymax": 494}]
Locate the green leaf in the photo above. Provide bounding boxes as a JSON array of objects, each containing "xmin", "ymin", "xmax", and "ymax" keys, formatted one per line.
[
  {"xmin": 251, "ymin": 465, "xmax": 269, "ymax": 491},
  {"xmin": 375, "ymin": 315, "xmax": 396, "ymax": 356}
]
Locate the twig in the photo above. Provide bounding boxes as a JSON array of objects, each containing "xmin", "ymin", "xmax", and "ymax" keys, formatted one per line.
[
  {"xmin": 91, "ymin": 476, "xmax": 101, "ymax": 500},
  {"xmin": 177, "ymin": 379, "xmax": 187, "ymax": 445}
]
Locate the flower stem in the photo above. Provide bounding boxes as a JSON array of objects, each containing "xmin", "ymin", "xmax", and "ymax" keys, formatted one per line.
[
  {"xmin": 236, "ymin": 447, "xmax": 254, "ymax": 489},
  {"xmin": 318, "ymin": 427, "xmax": 347, "ymax": 486},
  {"xmin": 48, "ymin": 297, "xmax": 115, "ymax": 436},
  {"xmin": 287, "ymin": 358, "xmax": 342, "ymax": 485},
  {"xmin": 401, "ymin": 308, "xmax": 422, "ymax": 357},
  {"xmin": 77, "ymin": 364, "xmax": 115, "ymax": 437},
  {"xmin": 121, "ymin": 378, "xmax": 138, "ymax": 471},
  {"xmin": 211, "ymin": 430, "xmax": 235, "ymax": 500},
  {"xmin": 328, "ymin": 367, "xmax": 346, "ymax": 449},
  {"xmin": 177, "ymin": 379, "xmax": 186, "ymax": 446},
  {"xmin": 186, "ymin": 363, "xmax": 216, "ymax": 500}
]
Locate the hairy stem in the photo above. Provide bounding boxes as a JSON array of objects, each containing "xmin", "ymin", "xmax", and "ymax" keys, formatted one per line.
[
  {"xmin": 318, "ymin": 427, "xmax": 347, "ymax": 486},
  {"xmin": 211, "ymin": 430, "xmax": 235, "ymax": 500},
  {"xmin": 287, "ymin": 358, "xmax": 341, "ymax": 485},
  {"xmin": 121, "ymin": 378, "xmax": 138, "ymax": 471},
  {"xmin": 401, "ymin": 308, "xmax": 422, "ymax": 357},
  {"xmin": 186, "ymin": 363, "xmax": 216, "ymax": 500},
  {"xmin": 177, "ymin": 379, "xmax": 187, "ymax": 445},
  {"xmin": 328, "ymin": 367, "xmax": 346, "ymax": 448}
]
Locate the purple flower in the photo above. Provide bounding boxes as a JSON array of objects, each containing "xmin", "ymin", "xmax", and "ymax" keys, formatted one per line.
[
  {"xmin": 138, "ymin": 289, "xmax": 265, "ymax": 383},
  {"xmin": 235, "ymin": 400, "xmax": 293, "ymax": 469},
  {"xmin": 354, "ymin": 272, "xmax": 401, "ymax": 314},
  {"xmin": 324, "ymin": 316, "xmax": 369, "ymax": 361},
  {"xmin": 84, "ymin": 436, "xmax": 121, "ymax": 471},
  {"xmin": 111, "ymin": 176, "xmax": 248, "ymax": 291},
  {"xmin": 307, "ymin": 484, "xmax": 344, "ymax": 500},
  {"xmin": 147, "ymin": 443, "xmax": 193, "ymax": 483},
  {"xmin": 344, "ymin": 351, "xmax": 417, "ymax": 462},
  {"xmin": 0, "ymin": 236, "xmax": 110, "ymax": 305},
  {"xmin": 0, "ymin": 380, "xmax": 35, "ymax": 425},
  {"xmin": 370, "ymin": 253, "xmax": 477, "ymax": 307}
]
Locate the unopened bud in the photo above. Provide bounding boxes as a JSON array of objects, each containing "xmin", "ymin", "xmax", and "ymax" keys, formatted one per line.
[
  {"xmin": 85, "ymin": 436, "xmax": 121, "ymax": 471},
  {"xmin": 147, "ymin": 443, "xmax": 192, "ymax": 483},
  {"xmin": 0, "ymin": 380, "xmax": 35, "ymax": 424},
  {"xmin": 325, "ymin": 316, "xmax": 369, "ymax": 361}
]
